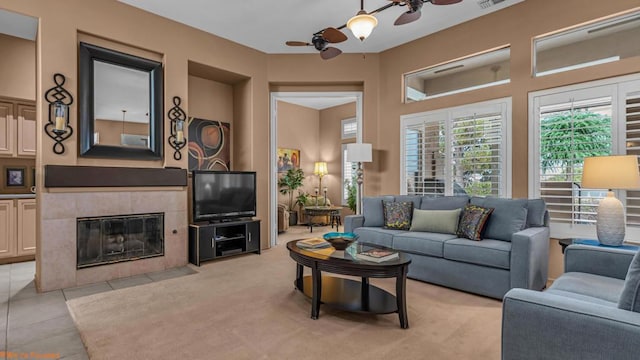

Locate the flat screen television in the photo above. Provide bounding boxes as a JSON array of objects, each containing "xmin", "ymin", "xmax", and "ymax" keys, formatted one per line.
[{"xmin": 192, "ymin": 170, "xmax": 257, "ymax": 222}]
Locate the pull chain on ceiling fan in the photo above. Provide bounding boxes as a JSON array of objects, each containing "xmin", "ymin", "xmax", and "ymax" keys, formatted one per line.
[{"xmin": 285, "ymin": 0, "xmax": 462, "ymax": 60}]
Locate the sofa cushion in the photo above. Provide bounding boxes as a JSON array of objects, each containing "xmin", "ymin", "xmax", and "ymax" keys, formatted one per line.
[
  {"xmin": 470, "ymin": 197, "xmax": 528, "ymax": 242},
  {"xmin": 619, "ymin": 250, "xmax": 640, "ymax": 312},
  {"xmin": 362, "ymin": 196, "xmax": 394, "ymax": 227},
  {"xmin": 443, "ymin": 238, "xmax": 511, "ymax": 269},
  {"xmin": 420, "ymin": 196, "xmax": 469, "ymax": 210},
  {"xmin": 526, "ymin": 199, "xmax": 547, "ymax": 227},
  {"xmin": 393, "ymin": 232, "xmax": 457, "ymax": 258},
  {"xmin": 382, "ymin": 201, "xmax": 413, "ymax": 230},
  {"xmin": 550, "ymin": 272, "xmax": 625, "ymax": 304},
  {"xmin": 456, "ymin": 204, "xmax": 493, "ymax": 241},
  {"xmin": 394, "ymin": 195, "xmax": 422, "ymax": 210},
  {"xmin": 352, "ymin": 227, "xmax": 407, "ymax": 248},
  {"xmin": 410, "ymin": 208, "xmax": 461, "ymax": 235}
]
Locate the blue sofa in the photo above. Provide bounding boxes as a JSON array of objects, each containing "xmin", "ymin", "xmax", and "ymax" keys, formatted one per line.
[
  {"xmin": 344, "ymin": 195, "xmax": 550, "ymax": 299},
  {"xmin": 502, "ymin": 245, "xmax": 640, "ymax": 360}
]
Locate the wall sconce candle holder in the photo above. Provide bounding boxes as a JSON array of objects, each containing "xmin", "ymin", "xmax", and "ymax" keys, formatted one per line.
[
  {"xmin": 168, "ymin": 96, "xmax": 187, "ymax": 160},
  {"xmin": 44, "ymin": 73, "xmax": 74, "ymax": 154}
]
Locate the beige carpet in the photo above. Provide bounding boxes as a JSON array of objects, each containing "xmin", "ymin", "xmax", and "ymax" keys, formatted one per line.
[{"xmin": 67, "ymin": 226, "xmax": 502, "ymax": 359}]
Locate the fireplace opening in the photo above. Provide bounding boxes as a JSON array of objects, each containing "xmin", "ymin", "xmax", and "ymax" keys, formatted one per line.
[{"xmin": 77, "ymin": 213, "xmax": 164, "ymax": 269}]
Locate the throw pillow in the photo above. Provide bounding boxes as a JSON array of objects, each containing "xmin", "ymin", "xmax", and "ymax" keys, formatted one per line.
[
  {"xmin": 410, "ymin": 208, "xmax": 462, "ymax": 235},
  {"xmin": 470, "ymin": 197, "xmax": 528, "ymax": 242},
  {"xmin": 382, "ymin": 201, "xmax": 413, "ymax": 230},
  {"xmin": 456, "ymin": 204, "xmax": 494, "ymax": 241},
  {"xmin": 619, "ymin": 250, "xmax": 640, "ymax": 312}
]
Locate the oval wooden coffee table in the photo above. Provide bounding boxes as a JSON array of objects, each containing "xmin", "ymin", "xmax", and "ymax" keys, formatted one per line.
[{"xmin": 286, "ymin": 239, "xmax": 412, "ymax": 329}]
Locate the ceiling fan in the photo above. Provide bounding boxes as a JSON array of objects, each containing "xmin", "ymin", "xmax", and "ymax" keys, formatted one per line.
[{"xmin": 285, "ymin": 0, "xmax": 462, "ymax": 60}]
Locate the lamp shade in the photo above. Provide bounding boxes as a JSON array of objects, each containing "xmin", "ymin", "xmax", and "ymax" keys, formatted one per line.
[
  {"xmin": 347, "ymin": 11, "xmax": 378, "ymax": 41},
  {"xmin": 582, "ymin": 155, "xmax": 640, "ymax": 190},
  {"xmin": 314, "ymin": 161, "xmax": 328, "ymax": 176},
  {"xmin": 347, "ymin": 143, "xmax": 372, "ymax": 163}
]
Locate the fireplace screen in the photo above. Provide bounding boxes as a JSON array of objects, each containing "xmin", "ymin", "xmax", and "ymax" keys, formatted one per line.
[{"xmin": 77, "ymin": 213, "xmax": 164, "ymax": 269}]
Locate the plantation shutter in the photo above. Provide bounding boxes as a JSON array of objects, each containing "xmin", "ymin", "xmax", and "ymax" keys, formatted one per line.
[
  {"xmin": 451, "ymin": 113, "xmax": 503, "ymax": 197},
  {"xmin": 341, "ymin": 118, "xmax": 357, "ymax": 139},
  {"xmin": 538, "ymin": 97, "xmax": 612, "ymax": 225},
  {"xmin": 625, "ymin": 90, "xmax": 640, "ymax": 226},
  {"xmin": 403, "ymin": 119, "xmax": 445, "ymax": 196},
  {"xmin": 342, "ymin": 145, "xmax": 356, "ymax": 203}
]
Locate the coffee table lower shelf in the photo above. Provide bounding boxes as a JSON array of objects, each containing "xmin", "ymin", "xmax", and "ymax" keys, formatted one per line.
[{"xmin": 296, "ymin": 275, "xmax": 398, "ymax": 314}]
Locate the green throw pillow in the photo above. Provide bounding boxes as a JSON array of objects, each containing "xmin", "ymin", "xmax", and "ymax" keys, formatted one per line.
[
  {"xmin": 456, "ymin": 204, "xmax": 494, "ymax": 241},
  {"xmin": 382, "ymin": 201, "xmax": 413, "ymax": 230},
  {"xmin": 410, "ymin": 208, "xmax": 461, "ymax": 234}
]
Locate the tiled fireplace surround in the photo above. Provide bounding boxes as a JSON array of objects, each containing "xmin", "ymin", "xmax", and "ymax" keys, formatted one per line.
[{"xmin": 38, "ymin": 190, "xmax": 188, "ymax": 292}]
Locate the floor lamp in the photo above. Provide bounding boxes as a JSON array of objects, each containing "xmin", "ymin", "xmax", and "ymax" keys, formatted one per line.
[
  {"xmin": 347, "ymin": 143, "xmax": 372, "ymax": 215},
  {"xmin": 582, "ymin": 155, "xmax": 640, "ymax": 246}
]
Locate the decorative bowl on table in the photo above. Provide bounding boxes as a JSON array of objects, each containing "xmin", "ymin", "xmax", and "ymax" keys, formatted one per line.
[{"xmin": 323, "ymin": 232, "xmax": 359, "ymax": 250}]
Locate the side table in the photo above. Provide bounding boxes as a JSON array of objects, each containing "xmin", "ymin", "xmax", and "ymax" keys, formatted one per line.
[{"xmin": 557, "ymin": 238, "xmax": 640, "ymax": 254}]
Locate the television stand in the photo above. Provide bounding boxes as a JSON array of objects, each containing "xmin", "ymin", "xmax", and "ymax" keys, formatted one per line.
[{"xmin": 188, "ymin": 219, "xmax": 260, "ymax": 266}]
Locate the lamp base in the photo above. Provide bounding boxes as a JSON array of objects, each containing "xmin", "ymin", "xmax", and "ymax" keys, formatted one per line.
[{"xmin": 596, "ymin": 191, "xmax": 626, "ymax": 246}]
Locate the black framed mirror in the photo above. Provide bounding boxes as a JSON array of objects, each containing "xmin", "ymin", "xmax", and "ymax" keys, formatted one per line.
[{"xmin": 79, "ymin": 42, "xmax": 163, "ymax": 159}]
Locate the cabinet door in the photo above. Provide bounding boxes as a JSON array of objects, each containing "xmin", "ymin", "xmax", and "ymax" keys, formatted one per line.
[
  {"xmin": 0, "ymin": 101, "xmax": 15, "ymax": 156},
  {"xmin": 246, "ymin": 221, "xmax": 260, "ymax": 253},
  {"xmin": 17, "ymin": 199, "xmax": 36, "ymax": 256},
  {"xmin": 198, "ymin": 225, "xmax": 215, "ymax": 261},
  {"xmin": 0, "ymin": 200, "xmax": 16, "ymax": 258},
  {"xmin": 17, "ymin": 104, "xmax": 36, "ymax": 157}
]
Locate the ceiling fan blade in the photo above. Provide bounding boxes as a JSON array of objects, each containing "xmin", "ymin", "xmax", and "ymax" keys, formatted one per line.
[
  {"xmin": 394, "ymin": 10, "xmax": 422, "ymax": 25},
  {"xmin": 322, "ymin": 27, "xmax": 348, "ymax": 44},
  {"xmin": 431, "ymin": 0, "xmax": 462, "ymax": 5},
  {"xmin": 286, "ymin": 41, "xmax": 311, "ymax": 46},
  {"xmin": 321, "ymin": 47, "xmax": 342, "ymax": 60}
]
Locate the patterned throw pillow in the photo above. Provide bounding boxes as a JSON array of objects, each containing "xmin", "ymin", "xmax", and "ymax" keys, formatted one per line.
[
  {"xmin": 383, "ymin": 201, "xmax": 414, "ymax": 230},
  {"xmin": 456, "ymin": 204, "xmax": 494, "ymax": 241}
]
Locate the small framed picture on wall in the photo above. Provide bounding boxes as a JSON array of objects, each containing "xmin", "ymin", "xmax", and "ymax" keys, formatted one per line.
[{"xmin": 5, "ymin": 167, "xmax": 26, "ymax": 187}]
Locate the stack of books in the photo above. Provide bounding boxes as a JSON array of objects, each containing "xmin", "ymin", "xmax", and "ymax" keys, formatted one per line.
[
  {"xmin": 296, "ymin": 238, "xmax": 331, "ymax": 250},
  {"xmin": 355, "ymin": 248, "xmax": 399, "ymax": 263}
]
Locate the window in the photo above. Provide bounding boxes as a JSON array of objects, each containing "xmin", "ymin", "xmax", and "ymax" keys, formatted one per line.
[
  {"xmin": 341, "ymin": 144, "xmax": 357, "ymax": 205},
  {"xmin": 529, "ymin": 75, "xmax": 640, "ymax": 239},
  {"xmin": 534, "ymin": 10, "xmax": 640, "ymax": 77},
  {"xmin": 403, "ymin": 47, "xmax": 510, "ymax": 103},
  {"xmin": 401, "ymin": 98, "xmax": 511, "ymax": 197},
  {"xmin": 341, "ymin": 118, "xmax": 357, "ymax": 139}
]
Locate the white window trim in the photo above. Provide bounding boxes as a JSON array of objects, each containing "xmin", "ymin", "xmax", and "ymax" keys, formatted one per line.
[
  {"xmin": 528, "ymin": 72, "xmax": 640, "ymax": 242},
  {"xmin": 400, "ymin": 97, "xmax": 512, "ymax": 197}
]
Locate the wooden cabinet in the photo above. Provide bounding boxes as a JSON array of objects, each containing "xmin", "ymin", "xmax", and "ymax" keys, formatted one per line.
[
  {"xmin": 0, "ymin": 198, "xmax": 36, "ymax": 260},
  {"xmin": 17, "ymin": 199, "xmax": 36, "ymax": 256},
  {"xmin": 0, "ymin": 200, "xmax": 16, "ymax": 258},
  {"xmin": 0, "ymin": 98, "xmax": 36, "ymax": 158}
]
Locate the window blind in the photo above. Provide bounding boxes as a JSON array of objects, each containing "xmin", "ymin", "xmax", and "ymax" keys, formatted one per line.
[{"xmin": 626, "ymin": 92, "xmax": 640, "ymax": 226}]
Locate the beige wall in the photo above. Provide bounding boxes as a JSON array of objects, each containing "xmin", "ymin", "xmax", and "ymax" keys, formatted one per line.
[
  {"xmin": 276, "ymin": 101, "xmax": 320, "ymax": 208},
  {"xmin": 319, "ymin": 102, "xmax": 356, "ymax": 209},
  {"xmin": 187, "ymin": 75, "xmax": 234, "ymax": 123},
  {"xmin": 0, "ymin": 33, "xmax": 35, "ymax": 101}
]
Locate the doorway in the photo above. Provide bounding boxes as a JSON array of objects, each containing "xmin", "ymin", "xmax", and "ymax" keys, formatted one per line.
[{"xmin": 269, "ymin": 91, "xmax": 363, "ymax": 247}]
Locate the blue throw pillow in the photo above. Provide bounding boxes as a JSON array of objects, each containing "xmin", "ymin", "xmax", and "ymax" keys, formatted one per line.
[{"xmin": 619, "ymin": 250, "xmax": 640, "ymax": 312}]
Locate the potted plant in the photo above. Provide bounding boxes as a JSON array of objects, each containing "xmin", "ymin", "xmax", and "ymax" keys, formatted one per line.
[
  {"xmin": 278, "ymin": 168, "xmax": 305, "ymax": 225},
  {"xmin": 345, "ymin": 178, "xmax": 357, "ymax": 213}
]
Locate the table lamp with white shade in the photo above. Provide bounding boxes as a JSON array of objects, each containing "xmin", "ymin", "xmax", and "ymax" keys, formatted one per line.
[
  {"xmin": 582, "ymin": 155, "xmax": 640, "ymax": 246},
  {"xmin": 346, "ymin": 143, "xmax": 372, "ymax": 214}
]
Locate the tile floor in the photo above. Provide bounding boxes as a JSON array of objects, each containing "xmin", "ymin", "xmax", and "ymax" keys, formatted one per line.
[{"xmin": 0, "ymin": 261, "xmax": 197, "ymax": 359}]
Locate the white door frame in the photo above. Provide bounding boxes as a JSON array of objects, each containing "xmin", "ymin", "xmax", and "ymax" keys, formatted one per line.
[{"xmin": 269, "ymin": 91, "xmax": 363, "ymax": 247}]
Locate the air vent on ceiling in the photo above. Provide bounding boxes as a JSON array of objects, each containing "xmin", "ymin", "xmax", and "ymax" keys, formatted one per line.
[{"xmin": 478, "ymin": 0, "xmax": 505, "ymax": 9}]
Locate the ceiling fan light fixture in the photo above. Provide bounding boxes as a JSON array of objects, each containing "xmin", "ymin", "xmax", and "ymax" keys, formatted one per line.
[{"xmin": 347, "ymin": 10, "xmax": 378, "ymax": 41}]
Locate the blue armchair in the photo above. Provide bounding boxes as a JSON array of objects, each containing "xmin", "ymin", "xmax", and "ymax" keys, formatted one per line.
[{"xmin": 502, "ymin": 244, "xmax": 640, "ymax": 360}]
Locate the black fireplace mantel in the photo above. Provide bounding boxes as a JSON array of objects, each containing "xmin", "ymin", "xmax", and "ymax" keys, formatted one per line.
[{"xmin": 44, "ymin": 165, "xmax": 187, "ymax": 188}]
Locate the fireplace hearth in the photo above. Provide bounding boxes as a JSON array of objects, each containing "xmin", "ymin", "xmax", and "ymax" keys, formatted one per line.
[{"xmin": 77, "ymin": 213, "xmax": 164, "ymax": 268}]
